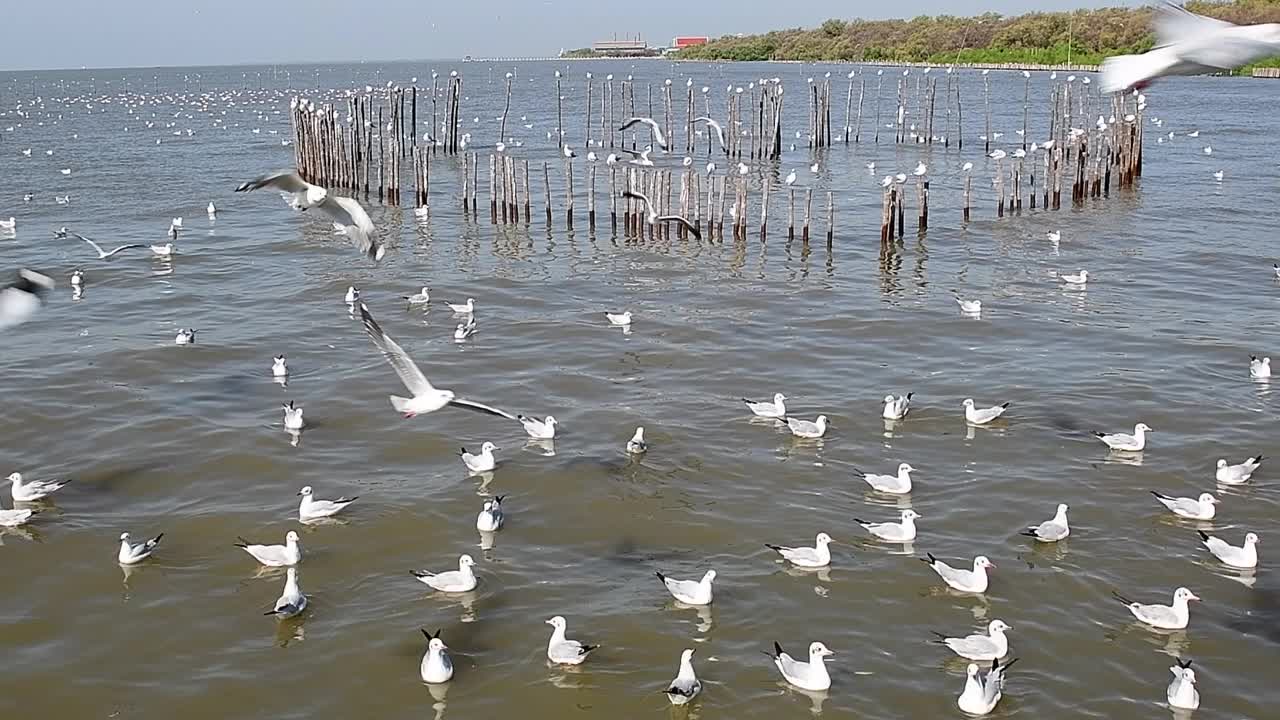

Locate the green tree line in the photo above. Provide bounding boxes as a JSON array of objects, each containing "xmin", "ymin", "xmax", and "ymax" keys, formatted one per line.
[{"xmin": 675, "ymin": 1, "xmax": 1280, "ymax": 67}]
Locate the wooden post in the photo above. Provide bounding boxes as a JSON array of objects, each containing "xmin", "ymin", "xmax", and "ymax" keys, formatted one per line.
[
  {"xmin": 609, "ymin": 167, "xmax": 617, "ymax": 233},
  {"xmin": 802, "ymin": 188, "xmax": 813, "ymax": 241},
  {"xmin": 760, "ymin": 175, "xmax": 770, "ymax": 239},
  {"xmin": 787, "ymin": 188, "xmax": 795, "ymax": 240},
  {"xmin": 918, "ymin": 180, "xmax": 929, "ymax": 233},
  {"xmin": 588, "ymin": 162, "xmax": 597, "ymax": 232},
  {"xmin": 543, "ymin": 161, "xmax": 552, "ymax": 226},
  {"xmin": 825, "ymin": 191, "xmax": 834, "ymax": 243},
  {"xmin": 489, "ymin": 154, "xmax": 497, "ymax": 224},
  {"xmin": 963, "ymin": 174, "xmax": 971, "ymax": 222}
]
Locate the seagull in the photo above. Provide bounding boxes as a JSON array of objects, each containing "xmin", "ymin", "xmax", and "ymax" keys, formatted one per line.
[
  {"xmin": 69, "ymin": 232, "xmax": 148, "ymax": 260},
  {"xmin": 453, "ymin": 316, "xmax": 476, "ymax": 341},
  {"xmin": 476, "ymin": 495, "xmax": 505, "ymax": 531},
  {"xmin": 272, "ymin": 355, "xmax": 288, "ymax": 378},
  {"xmin": 855, "ymin": 509, "xmax": 920, "ymax": 542},
  {"xmin": 1167, "ymin": 658, "xmax": 1199, "ymax": 710},
  {"xmin": 403, "ymin": 286, "xmax": 431, "ymax": 306},
  {"xmin": 768, "ymin": 641, "xmax": 834, "ymax": 692},
  {"xmin": 963, "ymin": 399, "xmax": 1008, "ymax": 425},
  {"xmin": 207, "ymin": 201, "xmax": 217, "ymax": 218},
  {"xmin": 419, "ymin": 630, "xmax": 454, "ymax": 683},
  {"xmin": 1215, "ymin": 455, "xmax": 1263, "ymax": 484},
  {"xmin": 855, "ymin": 463, "xmax": 915, "ymax": 495},
  {"xmin": 264, "ymin": 567, "xmax": 307, "ymax": 618},
  {"xmin": 626, "ymin": 426, "xmax": 647, "ymax": 454},
  {"xmin": 1022, "ymin": 504, "xmax": 1070, "ymax": 542},
  {"xmin": 446, "ymin": 298, "xmax": 475, "ymax": 314},
  {"xmin": 0, "ymin": 217, "xmax": 15, "ymax": 231},
  {"xmin": 70, "ymin": 269, "xmax": 83, "ymax": 290},
  {"xmin": 655, "ymin": 569, "xmax": 715, "ymax": 605},
  {"xmin": 236, "ymin": 530, "xmax": 301, "ymax": 566},
  {"xmin": 1012, "ymin": 148, "xmax": 1027, "ymax": 158},
  {"xmin": 737, "ymin": 162, "xmax": 749, "ymax": 175},
  {"xmin": 413, "ymin": 554, "xmax": 478, "ymax": 593},
  {"xmin": 1187, "ymin": 130, "xmax": 1201, "ymax": 138},
  {"xmin": 913, "ymin": 161, "xmax": 927, "ymax": 176},
  {"xmin": 765, "ymin": 532, "xmax": 833, "ymax": 568},
  {"xmin": 810, "ymin": 162, "xmax": 819, "ymax": 173},
  {"xmin": 682, "ymin": 156, "xmax": 693, "ymax": 167},
  {"xmin": 117, "ymin": 531, "xmax": 163, "ymax": 565},
  {"xmin": 0, "ymin": 269, "xmax": 55, "ymax": 331},
  {"xmin": 359, "ymin": 304, "xmax": 515, "ymax": 419},
  {"xmin": 955, "ymin": 297, "xmax": 983, "ymax": 315},
  {"xmin": 989, "ymin": 149, "xmax": 1006, "ymax": 160},
  {"xmin": 620, "ymin": 146, "xmax": 654, "ymax": 166},
  {"xmin": 1213, "ymin": 169, "xmax": 1224, "ymax": 181},
  {"xmin": 1198, "ymin": 530, "xmax": 1258, "ymax": 569},
  {"xmin": 894, "ymin": 172, "xmax": 908, "ymax": 184},
  {"xmin": 1113, "ymin": 587, "xmax": 1199, "ymax": 629},
  {"xmin": 1151, "ymin": 490, "xmax": 1218, "ymax": 520},
  {"xmin": 882, "ymin": 392, "xmax": 912, "ymax": 420},
  {"xmin": 1250, "ymin": 355, "xmax": 1271, "ymax": 378},
  {"xmin": 664, "ymin": 649, "xmax": 702, "ymax": 705},
  {"xmin": 344, "ymin": 286, "xmax": 360, "ymax": 304},
  {"xmin": 605, "ymin": 153, "xmax": 618, "ymax": 166},
  {"xmin": 957, "ymin": 657, "xmax": 1017, "ymax": 716},
  {"xmin": 282, "ymin": 401, "xmax": 304, "ymax": 431},
  {"xmin": 0, "ymin": 503, "xmax": 36, "ymax": 527},
  {"xmin": 174, "ymin": 329, "xmax": 197, "ymax": 345},
  {"xmin": 933, "ymin": 620, "xmax": 1011, "ymax": 661},
  {"xmin": 705, "ymin": 161, "xmax": 716, "ymax": 176},
  {"xmin": 785, "ymin": 169, "xmax": 797, "ymax": 186},
  {"xmin": 1095, "ymin": 423, "xmax": 1152, "ymax": 452},
  {"xmin": 962, "ymin": 161, "xmax": 973, "ymax": 172},
  {"xmin": 7, "ymin": 472, "xmax": 71, "ymax": 502},
  {"xmin": 1101, "ymin": 3, "xmax": 1280, "ymax": 93},
  {"xmin": 923, "ymin": 553, "xmax": 994, "ymax": 593},
  {"xmin": 297, "ymin": 486, "xmax": 357, "ymax": 522},
  {"xmin": 785, "ymin": 414, "xmax": 828, "ymax": 439},
  {"xmin": 545, "ymin": 616, "xmax": 600, "ymax": 665},
  {"xmin": 1060, "ymin": 270, "xmax": 1088, "ymax": 285},
  {"xmin": 518, "ymin": 415, "xmax": 557, "ymax": 439},
  {"xmin": 619, "ymin": 116, "xmax": 668, "ymax": 150},
  {"xmin": 460, "ymin": 442, "xmax": 499, "ymax": 474},
  {"xmin": 622, "ymin": 190, "xmax": 701, "ymax": 239},
  {"xmin": 235, "ymin": 170, "xmax": 384, "ymax": 261},
  {"xmin": 880, "ymin": 175, "xmax": 894, "ymax": 188},
  {"xmin": 1203, "ymin": 145, "xmax": 1213, "ymax": 155},
  {"xmin": 562, "ymin": 144, "xmax": 576, "ymax": 158},
  {"xmin": 744, "ymin": 393, "xmax": 787, "ymax": 418},
  {"xmin": 693, "ymin": 116, "xmax": 726, "ymax": 150},
  {"xmin": 168, "ymin": 217, "xmax": 183, "ymax": 238},
  {"xmin": 149, "ymin": 243, "xmax": 174, "ymax": 258},
  {"xmin": 866, "ymin": 161, "xmax": 876, "ymax": 172}
]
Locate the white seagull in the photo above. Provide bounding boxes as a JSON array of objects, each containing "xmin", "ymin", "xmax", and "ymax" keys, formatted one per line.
[
  {"xmin": 957, "ymin": 657, "xmax": 1017, "ymax": 716},
  {"xmin": 69, "ymin": 231, "xmax": 148, "ymax": 260},
  {"xmin": 1167, "ymin": 658, "xmax": 1199, "ymax": 710},
  {"xmin": 413, "ymin": 554, "xmax": 478, "ymax": 593},
  {"xmin": 1250, "ymin": 355, "xmax": 1271, "ymax": 378},
  {"xmin": 882, "ymin": 392, "xmax": 912, "ymax": 420},
  {"xmin": 297, "ymin": 485, "xmax": 358, "ymax": 522},
  {"xmin": 281, "ymin": 401, "xmax": 304, "ymax": 431},
  {"xmin": 619, "ymin": 116, "xmax": 668, "ymax": 150},
  {"xmin": 963, "ymin": 398, "xmax": 1009, "ymax": 425},
  {"xmin": 768, "ymin": 641, "xmax": 834, "ymax": 692},
  {"xmin": 476, "ymin": 495, "xmax": 505, "ymax": 531},
  {"xmin": 545, "ymin": 616, "xmax": 600, "ymax": 665},
  {"xmin": 785, "ymin": 169, "xmax": 797, "ymax": 186},
  {"xmin": 446, "ymin": 298, "xmax": 475, "ymax": 314},
  {"xmin": 237, "ymin": 530, "xmax": 301, "ymax": 567},
  {"xmin": 7, "ymin": 472, "xmax": 71, "ymax": 502},
  {"xmin": 236, "ymin": 170, "xmax": 384, "ymax": 261},
  {"xmin": 0, "ymin": 269, "xmax": 54, "ymax": 331},
  {"xmin": 1113, "ymin": 586, "xmax": 1199, "ymax": 629},
  {"xmin": 955, "ymin": 297, "xmax": 983, "ymax": 315},
  {"xmin": 693, "ymin": 116, "xmax": 726, "ymax": 151},
  {"xmin": 1095, "ymin": 422, "xmax": 1152, "ymax": 452},
  {"xmin": 359, "ymin": 304, "xmax": 515, "ymax": 419},
  {"xmin": 1215, "ymin": 455, "xmax": 1263, "ymax": 485},
  {"xmin": 264, "ymin": 567, "xmax": 307, "ymax": 618},
  {"xmin": 1151, "ymin": 491, "xmax": 1218, "ymax": 520},
  {"xmin": 626, "ymin": 426, "xmax": 647, "ymax": 454},
  {"xmin": 605, "ymin": 311, "xmax": 632, "ymax": 326},
  {"xmin": 923, "ymin": 553, "xmax": 994, "ymax": 593},
  {"xmin": 420, "ymin": 630, "xmax": 454, "ymax": 683},
  {"xmin": 1102, "ymin": 4, "xmax": 1280, "ymax": 94},
  {"xmin": 856, "ymin": 463, "xmax": 915, "ymax": 495},
  {"xmin": 174, "ymin": 329, "xmax": 197, "ymax": 345},
  {"xmin": 655, "ymin": 569, "xmax": 715, "ymax": 605},
  {"xmin": 403, "ymin": 286, "xmax": 431, "ymax": 306},
  {"xmin": 344, "ymin": 286, "xmax": 360, "ymax": 304},
  {"xmin": 622, "ymin": 190, "xmax": 701, "ymax": 239},
  {"xmin": 855, "ymin": 509, "xmax": 920, "ymax": 542},
  {"xmin": 1021, "ymin": 504, "xmax": 1070, "ymax": 542},
  {"xmin": 518, "ymin": 415, "xmax": 557, "ymax": 439},
  {"xmin": 785, "ymin": 414, "xmax": 828, "ymax": 439},
  {"xmin": 0, "ymin": 503, "xmax": 36, "ymax": 527},
  {"xmin": 744, "ymin": 393, "xmax": 786, "ymax": 418},
  {"xmin": 117, "ymin": 531, "xmax": 163, "ymax": 565},
  {"xmin": 272, "ymin": 355, "xmax": 289, "ymax": 378},
  {"xmin": 460, "ymin": 442, "xmax": 499, "ymax": 474},
  {"xmin": 1061, "ymin": 270, "xmax": 1089, "ymax": 285},
  {"xmin": 765, "ymin": 532, "xmax": 833, "ymax": 568},
  {"xmin": 1198, "ymin": 530, "xmax": 1258, "ymax": 569},
  {"xmin": 664, "ymin": 648, "xmax": 702, "ymax": 705},
  {"xmin": 933, "ymin": 620, "xmax": 1011, "ymax": 661}
]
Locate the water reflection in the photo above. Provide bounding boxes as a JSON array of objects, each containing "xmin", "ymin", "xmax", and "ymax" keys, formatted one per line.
[
  {"xmin": 478, "ymin": 530, "xmax": 497, "ymax": 552},
  {"xmin": 425, "ymin": 681, "xmax": 448, "ymax": 720},
  {"xmin": 1104, "ymin": 450, "xmax": 1145, "ymax": 467},
  {"xmin": 273, "ymin": 616, "xmax": 306, "ymax": 648},
  {"xmin": 523, "ymin": 439, "xmax": 556, "ymax": 457},
  {"xmin": 670, "ymin": 600, "xmax": 715, "ymax": 634}
]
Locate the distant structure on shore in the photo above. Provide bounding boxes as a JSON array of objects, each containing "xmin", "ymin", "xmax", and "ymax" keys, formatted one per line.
[{"xmin": 563, "ymin": 33, "xmax": 710, "ymax": 59}]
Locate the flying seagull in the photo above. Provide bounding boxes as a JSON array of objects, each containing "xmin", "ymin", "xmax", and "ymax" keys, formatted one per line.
[
  {"xmin": 358, "ymin": 303, "xmax": 516, "ymax": 420},
  {"xmin": 622, "ymin": 190, "xmax": 701, "ymax": 239},
  {"xmin": 69, "ymin": 232, "xmax": 148, "ymax": 260},
  {"xmin": 618, "ymin": 116, "xmax": 668, "ymax": 150},
  {"xmin": 692, "ymin": 116, "xmax": 726, "ymax": 151},
  {"xmin": 235, "ymin": 170, "xmax": 385, "ymax": 261},
  {"xmin": 0, "ymin": 269, "xmax": 54, "ymax": 331}
]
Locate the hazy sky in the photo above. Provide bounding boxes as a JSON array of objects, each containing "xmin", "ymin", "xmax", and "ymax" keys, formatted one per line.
[{"xmin": 2, "ymin": 1, "xmax": 1137, "ymax": 71}]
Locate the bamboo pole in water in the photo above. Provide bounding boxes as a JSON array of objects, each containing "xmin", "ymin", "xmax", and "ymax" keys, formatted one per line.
[
  {"xmin": 760, "ymin": 175, "xmax": 770, "ymax": 239},
  {"xmin": 803, "ymin": 188, "xmax": 813, "ymax": 241},
  {"xmin": 609, "ymin": 167, "xmax": 617, "ymax": 233},
  {"xmin": 788, "ymin": 188, "xmax": 795, "ymax": 240},
  {"xmin": 565, "ymin": 158, "xmax": 574, "ymax": 231},
  {"xmin": 522, "ymin": 160, "xmax": 531, "ymax": 223},
  {"xmin": 826, "ymin": 191, "xmax": 834, "ymax": 243},
  {"xmin": 543, "ymin": 161, "xmax": 552, "ymax": 226},
  {"xmin": 489, "ymin": 154, "xmax": 497, "ymax": 224},
  {"xmin": 983, "ymin": 73, "xmax": 991, "ymax": 155},
  {"xmin": 588, "ymin": 162, "xmax": 596, "ymax": 232}
]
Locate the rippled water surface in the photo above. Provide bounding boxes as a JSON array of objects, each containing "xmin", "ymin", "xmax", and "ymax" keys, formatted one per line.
[{"xmin": 2, "ymin": 60, "xmax": 1278, "ymax": 719}]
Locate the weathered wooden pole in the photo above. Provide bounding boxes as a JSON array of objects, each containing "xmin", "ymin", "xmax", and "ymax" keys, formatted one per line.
[{"xmin": 543, "ymin": 161, "xmax": 552, "ymax": 226}]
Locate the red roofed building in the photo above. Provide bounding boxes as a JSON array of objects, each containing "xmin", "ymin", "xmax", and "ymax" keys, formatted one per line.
[{"xmin": 672, "ymin": 36, "xmax": 709, "ymax": 50}]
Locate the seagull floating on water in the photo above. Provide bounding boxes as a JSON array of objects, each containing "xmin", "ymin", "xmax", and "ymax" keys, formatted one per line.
[
  {"xmin": 7, "ymin": 472, "xmax": 71, "ymax": 502},
  {"xmin": 933, "ymin": 620, "xmax": 1011, "ymax": 661},
  {"xmin": 446, "ymin": 298, "xmax": 475, "ymax": 314},
  {"xmin": 1249, "ymin": 355, "xmax": 1270, "ymax": 378},
  {"xmin": 297, "ymin": 485, "xmax": 358, "ymax": 522},
  {"xmin": 1060, "ymin": 270, "xmax": 1089, "ymax": 285},
  {"xmin": 743, "ymin": 392, "xmax": 786, "ymax": 418},
  {"xmin": 460, "ymin": 442, "xmax": 499, "ymax": 474},
  {"xmin": 476, "ymin": 495, "xmax": 505, "ymax": 531},
  {"xmin": 881, "ymin": 392, "xmax": 912, "ymax": 420},
  {"xmin": 1198, "ymin": 530, "xmax": 1258, "ymax": 569},
  {"xmin": 403, "ymin": 286, "xmax": 431, "ymax": 306},
  {"xmin": 0, "ymin": 503, "xmax": 36, "ymax": 527},
  {"xmin": 118, "ymin": 531, "xmax": 163, "ymax": 565},
  {"xmin": 282, "ymin": 401, "xmax": 304, "ymax": 431},
  {"xmin": 656, "ymin": 569, "xmax": 715, "ymax": 605},
  {"xmin": 359, "ymin": 304, "xmax": 515, "ymax": 419},
  {"xmin": 1167, "ymin": 658, "xmax": 1199, "ymax": 710},
  {"xmin": 765, "ymin": 532, "xmax": 833, "ymax": 568},
  {"xmin": 785, "ymin": 414, "xmax": 828, "ymax": 439},
  {"xmin": 626, "ymin": 426, "xmax": 647, "ymax": 454},
  {"xmin": 1022, "ymin": 504, "xmax": 1070, "ymax": 542},
  {"xmin": 855, "ymin": 462, "xmax": 915, "ymax": 495},
  {"xmin": 420, "ymin": 630, "xmax": 454, "ymax": 683},
  {"xmin": 413, "ymin": 554, "xmax": 478, "ymax": 593},
  {"xmin": 605, "ymin": 310, "xmax": 632, "ymax": 326},
  {"xmin": 1095, "ymin": 423, "xmax": 1151, "ymax": 452},
  {"xmin": 453, "ymin": 316, "xmax": 476, "ymax": 341},
  {"xmin": 1151, "ymin": 490, "xmax": 1218, "ymax": 520},
  {"xmin": 174, "ymin": 328, "xmax": 197, "ymax": 345},
  {"xmin": 664, "ymin": 648, "xmax": 702, "ymax": 705},
  {"xmin": 236, "ymin": 170, "xmax": 384, "ymax": 261},
  {"xmin": 518, "ymin": 415, "xmax": 557, "ymax": 439},
  {"xmin": 963, "ymin": 398, "xmax": 1008, "ymax": 425},
  {"xmin": 957, "ymin": 657, "xmax": 1017, "ymax": 716},
  {"xmin": 923, "ymin": 553, "xmax": 994, "ymax": 593},
  {"xmin": 545, "ymin": 616, "xmax": 600, "ymax": 665},
  {"xmin": 767, "ymin": 641, "xmax": 834, "ymax": 691},
  {"xmin": 1215, "ymin": 455, "xmax": 1263, "ymax": 485},
  {"xmin": 855, "ymin": 509, "xmax": 919, "ymax": 542},
  {"xmin": 237, "ymin": 530, "xmax": 301, "ymax": 567},
  {"xmin": 264, "ymin": 567, "xmax": 307, "ymax": 619},
  {"xmin": 1113, "ymin": 586, "xmax": 1199, "ymax": 629},
  {"xmin": 272, "ymin": 355, "xmax": 288, "ymax": 378},
  {"xmin": 955, "ymin": 297, "xmax": 983, "ymax": 315}
]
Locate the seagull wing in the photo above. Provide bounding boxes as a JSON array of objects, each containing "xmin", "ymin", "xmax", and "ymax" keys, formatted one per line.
[
  {"xmin": 449, "ymin": 397, "xmax": 517, "ymax": 420},
  {"xmin": 236, "ymin": 169, "xmax": 311, "ymax": 194},
  {"xmin": 655, "ymin": 214, "xmax": 702, "ymax": 240},
  {"xmin": 319, "ymin": 195, "xmax": 383, "ymax": 261},
  {"xmin": 621, "ymin": 190, "xmax": 655, "ymax": 215},
  {"xmin": 69, "ymin": 232, "xmax": 106, "ymax": 257},
  {"xmin": 1155, "ymin": 2, "xmax": 1234, "ymax": 47},
  {"xmin": 359, "ymin": 304, "xmax": 435, "ymax": 396}
]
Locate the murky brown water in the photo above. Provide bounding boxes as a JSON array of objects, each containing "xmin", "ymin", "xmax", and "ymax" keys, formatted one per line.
[{"xmin": 2, "ymin": 61, "xmax": 1278, "ymax": 719}]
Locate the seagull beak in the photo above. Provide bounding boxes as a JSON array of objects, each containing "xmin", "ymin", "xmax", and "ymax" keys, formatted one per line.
[{"xmin": 1188, "ymin": 593, "xmax": 1201, "ymax": 602}]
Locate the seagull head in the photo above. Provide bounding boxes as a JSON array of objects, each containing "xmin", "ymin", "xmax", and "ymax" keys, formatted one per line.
[
  {"xmin": 809, "ymin": 642, "xmax": 834, "ymax": 659},
  {"xmin": 901, "ymin": 509, "xmax": 921, "ymax": 521},
  {"xmin": 297, "ymin": 486, "xmax": 313, "ymax": 497},
  {"xmin": 974, "ymin": 556, "xmax": 995, "ymax": 571},
  {"xmin": 1056, "ymin": 503, "xmax": 1069, "ymax": 516},
  {"xmin": 962, "ymin": 398, "xmax": 975, "ymax": 408},
  {"xmin": 774, "ymin": 393, "xmax": 787, "ymax": 404},
  {"xmin": 480, "ymin": 441, "xmax": 498, "ymax": 454},
  {"xmin": 545, "ymin": 615, "xmax": 566, "ymax": 629},
  {"xmin": 5, "ymin": 472, "xmax": 19, "ymax": 484},
  {"xmin": 459, "ymin": 554, "xmax": 475, "ymax": 569},
  {"xmin": 898, "ymin": 462, "xmax": 915, "ymax": 475},
  {"xmin": 544, "ymin": 416, "xmax": 557, "ymax": 427},
  {"xmin": 701, "ymin": 569, "xmax": 717, "ymax": 584},
  {"xmin": 1135, "ymin": 423, "xmax": 1153, "ymax": 433},
  {"xmin": 883, "ymin": 394, "xmax": 896, "ymax": 403},
  {"xmin": 1174, "ymin": 587, "xmax": 1200, "ymax": 603},
  {"xmin": 1198, "ymin": 493, "xmax": 1218, "ymax": 505},
  {"xmin": 119, "ymin": 532, "xmax": 131, "ymax": 542},
  {"xmin": 285, "ymin": 530, "xmax": 300, "ymax": 544},
  {"xmin": 681, "ymin": 648, "xmax": 696, "ymax": 662},
  {"xmin": 815, "ymin": 532, "xmax": 833, "ymax": 547},
  {"xmin": 1245, "ymin": 532, "xmax": 1259, "ymax": 546},
  {"xmin": 989, "ymin": 619, "xmax": 1011, "ymax": 634}
]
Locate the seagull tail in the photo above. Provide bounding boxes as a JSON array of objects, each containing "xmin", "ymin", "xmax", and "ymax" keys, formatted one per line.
[
  {"xmin": 922, "ymin": 552, "xmax": 937, "ymax": 565},
  {"xmin": 1000, "ymin": 402, "xmax": 1010, "ymax": 409},
  {"xmin": 1149, "ymin": 490, "xmax": 1172, "ymax": 500},
  {"xmin": 929, "ymin": 631, "xmax": 950, "ymax": 643},
  {"xmin": 764, "ymin": 543, "xmax": 783, "ymax": 552},
  {"xmin": 654, "ymin": 571, "xmax": 667, "ymax": 582},
  {"xmin": 1111, "ymin": 590, "xmax": 1135, "ymax": 605},
  {"xmin": 852, "ymin": 518, "xmax": 869, "ymax": 527},
  {"xmin": 1092, "ymin": 432, "xmax": 1107, "ymax": 439},
  {"xmin": 1019, "ymin": 529, "xmax": 1038, "ymax": 538},
  {"xmin": 234, "ymin": 537, "xmax": 251, "ymax": 549},
  {"xmin": 1250, "ymin": 455, "xmax": 1266, "ymax": 465},
  {"xmin": 411, "ymin": 570, "xmax": 433, "ymax": 579},
  {"xmin": 1197, "ymin": 530, "xmax": 1211, "ymax": 542},
  {"xmin": 389, "ymin": 395, "xmax": 414, "ymax": 414},
  {"xmin": 580, "ymin": 644, "xmax": 601, "ymax": 655}
]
